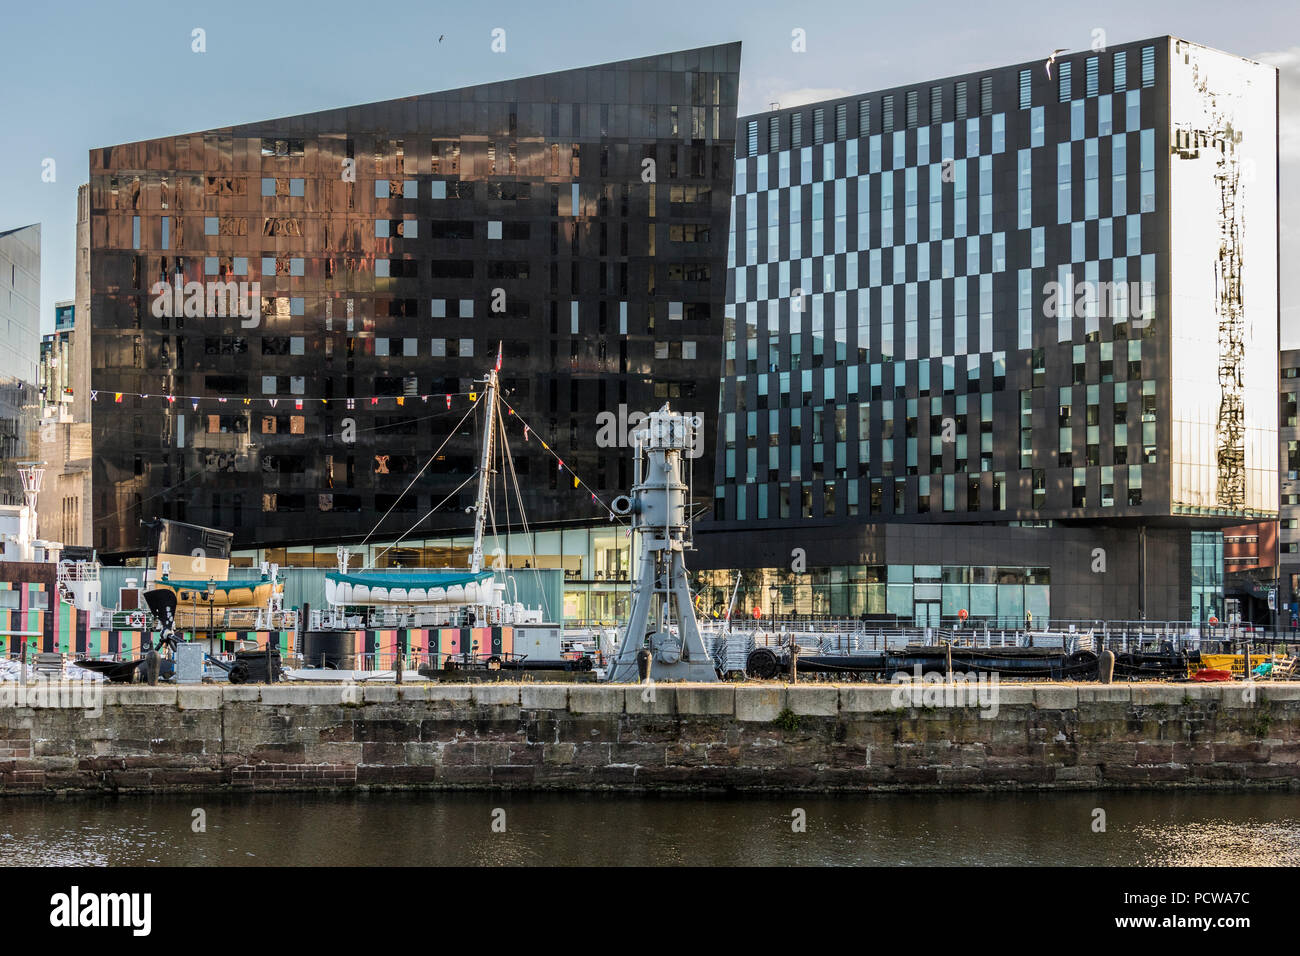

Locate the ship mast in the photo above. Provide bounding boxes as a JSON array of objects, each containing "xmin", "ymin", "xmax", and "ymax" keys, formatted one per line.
[{"xmin": 469, "ymin": 345, "xmax": 502, "ymax": 573}]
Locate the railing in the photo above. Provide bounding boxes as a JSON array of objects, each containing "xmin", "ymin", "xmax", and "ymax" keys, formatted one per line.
[
  {"xmin": 56, "ymin": 560, "xmax": 101, "ymax": 582},
  {"xmin": 88, "ymin": 608, "xmax": 299, "ymax": 632}
]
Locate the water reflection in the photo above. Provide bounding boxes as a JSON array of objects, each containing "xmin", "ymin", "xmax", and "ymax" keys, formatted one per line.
[{"xmin": 1, "ymin": 791, "xmax": 1297, "ymax": 867}]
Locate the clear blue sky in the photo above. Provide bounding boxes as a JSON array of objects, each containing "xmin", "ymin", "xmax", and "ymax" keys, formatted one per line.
[{"xmin": 1, "ymin": 0, "xmax": 1296, "ymax": 338}]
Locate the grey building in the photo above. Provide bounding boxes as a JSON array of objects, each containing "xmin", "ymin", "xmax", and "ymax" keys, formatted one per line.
[
  {"xmin": 692, "ymin": 37, "xmax": 1279, "ymax": 625},
  {"xmin": 0, "ymin": 223, "xmax": 41, "ymax": 507}
]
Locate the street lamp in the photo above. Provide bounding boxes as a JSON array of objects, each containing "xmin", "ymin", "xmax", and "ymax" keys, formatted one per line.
[
  {"xmin": 205, "ymin": 578, "xmax": 215, "ymax": 643},
  {"xmin": 768, "ymin": 584, "xmax": 778, "ymax": 625}
]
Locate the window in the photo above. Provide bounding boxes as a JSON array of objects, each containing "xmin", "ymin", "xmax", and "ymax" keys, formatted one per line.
[
  {"xmin": 1086, "ymin": 56, "xmax": 1099, "ymax": 97},
  {"xmin": 1058, "ymin": 61, "xmax": 1072, "ymax": 102},
  {"xmin": 1113, "ymin": 51, "xmax": 1127, "ymax": 91},
  {"xmin": 1141, "ymin": 46, "xmax": 1155, "ymax": 87},
  {"xmin": 1019, "ymin": 69, "xmax": 1031, "ymax": 109},
  {"xmin": 882, "ymin": 95, "xmax": 894, "ymax": 132},
  {"xmin": 930, "ymin": 86, "xmax": 943, "ymax": 124},
  {"xmin": 954, "ymin": 81, "xmax": 967, "ymax": 121},
  {"xmin": 979, "ymin": 76, "xmax": 992, "ymax": 116},
  {"xmin": 835, "ymin": 103, "xmax": 847, "ymax": 140},
  {"xmin": 906, "ymin": 91, "xmax": 918, "ymax": 129},
  {"xmin": 858, "ymin": 99, "xmax": 870, "ymax": 136},
  {"xmin": 768, "ymin": 115, "xmax": 780, "ymax": 152},
  {"xmin": 813, "ymin": 107, "xmax": 825, "ymax": 144}
]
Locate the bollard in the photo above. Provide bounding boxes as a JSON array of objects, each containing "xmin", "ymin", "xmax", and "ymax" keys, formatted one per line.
[
  {"xmin": 636, "ymin": 647, "xmax": 652, "ymax": 682},
  {"xmin": 395, "ymin": 647, "xmax": 404, "ymax": 685},
  {"xmin": 945, "ymin": 642, "xmax": 953, "ymax": 681},
  {"xmin": 1098, "ymin": 649, "xmax": 1115, "ymax": 684},
  {"xmin": 146, "ymin": 650, "xmax": 161, "ymax": 686},
  {"xmin": 789, "ymin": 643, "xmax": 800, "ymax": 682}
]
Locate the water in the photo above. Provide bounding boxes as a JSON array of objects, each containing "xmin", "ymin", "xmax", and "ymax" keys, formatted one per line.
[{"xmin": 2, "ymin": 791, "xmax": 1298, "ymax": 866}]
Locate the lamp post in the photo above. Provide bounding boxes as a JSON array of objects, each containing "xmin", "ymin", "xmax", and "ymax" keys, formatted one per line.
[
  {"xmin": 205, "ymin": 578, "xmax": 215, "ymax": 644},
  {"xmin": 768, "ymin": 585, "xmax": 778, "ymax": 627}
]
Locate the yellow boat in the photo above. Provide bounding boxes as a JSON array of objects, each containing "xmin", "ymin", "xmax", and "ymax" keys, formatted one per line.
[{"xmin": 157, "ymin": 575, "xmax": 281, "ymax": 608}]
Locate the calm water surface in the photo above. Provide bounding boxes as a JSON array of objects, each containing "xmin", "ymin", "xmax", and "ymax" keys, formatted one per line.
[{"xmin": 1, "ymin": 791, "xmax": 1297, "ymax": 866}]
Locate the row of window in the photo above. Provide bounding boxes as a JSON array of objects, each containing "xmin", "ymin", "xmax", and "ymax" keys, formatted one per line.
[
  {"xmin": 743, "ymin": 46, "xmax": 1155, "ymax": 157},
  {"xmin": 715, "ymin": 465, "xmax": 1146, "ymax": 520}
]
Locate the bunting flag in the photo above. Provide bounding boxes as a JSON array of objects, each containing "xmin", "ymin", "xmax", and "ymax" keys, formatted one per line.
[
  {"xmin": 88, "ymin": 389, "xmax": 480, "ymax": 410},
  {"xmin": 295, "ymin": 399, "xmax": 304, "ymax": 410},
  {"xmin": 497, "ymin": 394, "xmax": 628, "ymax": 528}
]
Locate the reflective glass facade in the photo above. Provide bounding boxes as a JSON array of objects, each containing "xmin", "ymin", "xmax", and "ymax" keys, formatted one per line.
[
  {"xmin": 90, "ymin": 44, "xmax": 739, "ymax": 556},
  {"xmin": 713, "ymin": 37, "xmax": 1276, "ymax": 526},
  {"xmin": 695, "ymin": 36, "xmax": 1277, "ymax": 622},
  {"xmin": 691, "ymin": 564, "xmax": 1050, "ymax": 627}
]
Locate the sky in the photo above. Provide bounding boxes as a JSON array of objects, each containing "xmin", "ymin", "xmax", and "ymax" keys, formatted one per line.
[{"xmin": 1, "ymin": 0, "xmax": 1296, "ymax": 341}]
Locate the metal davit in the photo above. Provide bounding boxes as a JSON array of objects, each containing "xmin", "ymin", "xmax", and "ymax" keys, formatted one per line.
[{"xmin": 606, "ymin": 406, "xmax": 718, "ymax": 683}]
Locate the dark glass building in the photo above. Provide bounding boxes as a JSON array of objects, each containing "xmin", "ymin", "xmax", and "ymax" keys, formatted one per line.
[
  {"xmin": 692, "ymin": 37, "xmax": 1278, "ymax": 624},
  {"xmin": 89, "ymin": 44, "xmax": 740, "ymax": 560}
]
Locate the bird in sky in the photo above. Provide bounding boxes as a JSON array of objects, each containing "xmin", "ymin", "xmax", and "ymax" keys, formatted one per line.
[
  {"xmin": 439, "ymin": 34, "xmax": 445, "ymax": 42},
  {"xmin": 1045, "ymin": 49, "xmax": 1068, "ymax": 80}
]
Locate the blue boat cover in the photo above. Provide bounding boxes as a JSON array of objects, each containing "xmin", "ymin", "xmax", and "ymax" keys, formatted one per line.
[
  {"xmin": 324, "ymin": 570, "xmax": 493, "ymax": 588},
  {"xmin": 160, "ymin": 575, "xmax": 271, "ymax": 591}
]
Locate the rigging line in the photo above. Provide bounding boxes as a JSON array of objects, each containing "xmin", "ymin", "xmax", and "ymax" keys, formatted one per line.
[
  {"xmin": 373, "ymin": 471, "xmax": 479, "ymax": 564},
  {"xmin": 498, "ymin": 401, "xmax": 552, "ymax": 623},
  {"xmin": 359, "ymin": 394, "xmax": 481, "ymax": 549},
  {"xmin": 497, "ymin": 395, "xmax": 627, "ymax": 526}
]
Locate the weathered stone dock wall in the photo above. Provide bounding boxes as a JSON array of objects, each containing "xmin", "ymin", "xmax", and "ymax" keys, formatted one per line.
[{"xmin": 2, "ymin": 682, "xmax": 1299, "ymax": 795}]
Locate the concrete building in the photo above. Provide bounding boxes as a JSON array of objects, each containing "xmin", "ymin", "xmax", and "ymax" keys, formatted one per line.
[
  {"xmin": 33, "ymin": 188, "xmax": 94, "ymax": 549},
  {"xmin": 0, "ymin": 223, "xmax": 42, "ymax": 509}
]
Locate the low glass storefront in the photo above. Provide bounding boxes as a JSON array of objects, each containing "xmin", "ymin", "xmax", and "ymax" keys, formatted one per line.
[
  {"xmin": 691, "ymin": 565, "xmax": 1050, "ymax": 628},
  {"xmin": 234, "ymin": 525, "xmax": 635, "ymax": 627},
  {"xmin": 1190, "ymin": 530, "xmax": 1225, "ymax": 624},
  {"xmin": 229, "ymin": 528, "xmax": 1051, "ymax": 627}
]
